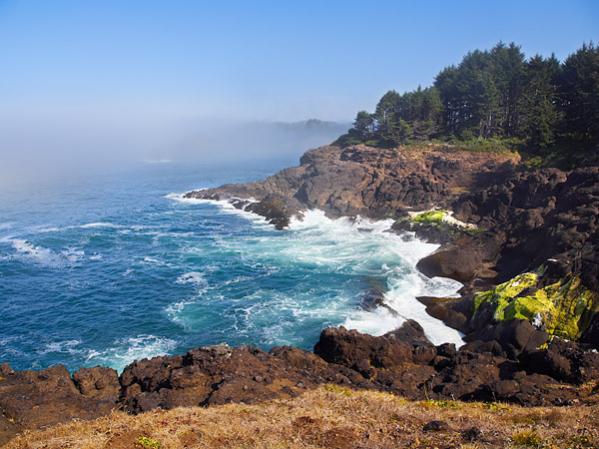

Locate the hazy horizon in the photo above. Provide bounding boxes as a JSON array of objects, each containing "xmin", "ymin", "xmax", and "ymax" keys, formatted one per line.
[{"xmin": 0, "ymin": 1, "xmax": 597, "ymax": 187}]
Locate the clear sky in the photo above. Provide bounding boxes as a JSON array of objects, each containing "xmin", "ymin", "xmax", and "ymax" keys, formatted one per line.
[
  {"xmin": 0, "ymin": 0, "xmax": 597, "ymax": 188},
  {"xmin": 1, "ymin": 0, "xmax": 597, "ymax": 122}
]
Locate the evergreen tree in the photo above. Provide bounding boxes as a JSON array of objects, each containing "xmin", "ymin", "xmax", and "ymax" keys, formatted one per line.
[
  {"xmin": 557, "ymin": 43, "xmax": 599, "ymax": 151},
  {"xmin": 352, "ymin": 111, "xmax": 375, "ymax": 139},
  {"xmin": 374, "ymin": 90, "xmax": 402, "ymax": 146},
  {"xmin": 518, "ymin": 54, "xmax": 561, "ymax": 151},
  {"xmin": 490, "ymin": 42, "xmax": 526, "ymax": 136},
  {"xmin": 338, "ymin": 41, "xmax": 599, "ymax": 163}
]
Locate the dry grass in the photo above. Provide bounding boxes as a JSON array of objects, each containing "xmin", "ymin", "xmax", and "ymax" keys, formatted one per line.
[{"xmin": 6, "ymin": 385, "xmax": 599, "ymax": 449}]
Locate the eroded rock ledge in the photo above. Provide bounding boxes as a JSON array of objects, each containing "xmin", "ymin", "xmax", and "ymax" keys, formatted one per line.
[{"xmin": 185, "ymin": 144, "xmax": 519, "ymax": 228}]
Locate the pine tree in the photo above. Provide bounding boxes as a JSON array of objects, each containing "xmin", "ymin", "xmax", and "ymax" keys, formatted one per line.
[
  {"xmin": 518, "ymin": 55, "xmax": 561, "ymax": 151},
  {"xmin": 557, "ymin": 43, "xmax": 599, "ymax": 151}
]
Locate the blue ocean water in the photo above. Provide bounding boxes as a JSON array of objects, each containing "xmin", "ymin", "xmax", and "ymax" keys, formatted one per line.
[{"xmin": 0, "ymin": 160, "xmax": 463, "ymax": 372}]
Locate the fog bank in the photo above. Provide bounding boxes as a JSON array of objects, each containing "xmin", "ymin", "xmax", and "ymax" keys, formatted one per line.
[{"xmin": 0, "ymin": 116, "xmax": 348, "ymax": 190}]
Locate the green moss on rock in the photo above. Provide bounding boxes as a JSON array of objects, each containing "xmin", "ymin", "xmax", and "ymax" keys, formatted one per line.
[
  {"xmin": 412, "ymin": 210, "xmax": 447, "ymax": 224},
  {"xmin": 473, "ymin": 270, "xmax": 598, "ymax": 341}
]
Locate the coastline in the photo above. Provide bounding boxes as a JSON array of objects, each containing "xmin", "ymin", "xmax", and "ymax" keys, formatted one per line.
[{"xmin": 1, "ymin": 143, "xmax": 598, "ymax": 445}]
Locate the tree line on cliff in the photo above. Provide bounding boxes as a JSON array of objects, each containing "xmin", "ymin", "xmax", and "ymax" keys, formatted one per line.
[{"xmin": 338, "ymin": 42, "xmax": 599, "ymax": 162}]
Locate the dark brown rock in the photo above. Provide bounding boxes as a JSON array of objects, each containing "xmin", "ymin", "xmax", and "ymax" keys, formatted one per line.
[
  {"xmin": 0, "ymin": 364, "xmax": 117, "ymax": 446},
  {"xmin": 72, "ymin": 366, "xmax": 120, "ymax": 401},
  {"xmin": 185, "ymin": 144, "xmax": 519, "ymax": 226},
  {"xmin": 314, "ymin": 326, "xmax": 413, "ymax": 369}
]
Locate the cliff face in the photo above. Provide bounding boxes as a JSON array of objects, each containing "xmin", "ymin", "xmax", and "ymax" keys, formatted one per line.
[{"xmin": 186, "ymin": 144, "xmax": 520, "ymax": 225}]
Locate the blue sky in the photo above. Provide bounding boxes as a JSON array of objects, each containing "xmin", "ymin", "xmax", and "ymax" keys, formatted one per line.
[{"xmin": 0, "ymin": 0, "xmax": 597, "ymax": 122}]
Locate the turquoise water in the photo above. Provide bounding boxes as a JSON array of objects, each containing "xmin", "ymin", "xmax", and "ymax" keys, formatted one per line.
[{"xmin": 0, "ymin": 161, "xmax": 463, "ymax": 372}]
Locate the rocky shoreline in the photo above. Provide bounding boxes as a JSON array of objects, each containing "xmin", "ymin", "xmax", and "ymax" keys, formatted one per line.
[{"xmin": 1, "ymin": 143, "xmax": 598, "ymax": 444}]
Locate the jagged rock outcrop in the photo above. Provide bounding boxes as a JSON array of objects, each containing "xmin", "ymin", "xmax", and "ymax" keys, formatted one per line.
[
  {"xmin": 185, "ymin": 144, "xmax": 519, "ymax": 223},
  {"xmin": 453, "ymin": 166, "xmax": 599, "ymax": 292}
]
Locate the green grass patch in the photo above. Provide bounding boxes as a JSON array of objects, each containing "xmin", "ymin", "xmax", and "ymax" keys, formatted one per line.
[{"xmin": 419, "ymin": 399, "xmax": 461, "ymax": 409}]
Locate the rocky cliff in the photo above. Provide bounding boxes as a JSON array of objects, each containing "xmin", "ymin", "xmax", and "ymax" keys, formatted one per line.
[{"xmin": 186, "ymin": 144, "xmax": 520, "ymax": 227}]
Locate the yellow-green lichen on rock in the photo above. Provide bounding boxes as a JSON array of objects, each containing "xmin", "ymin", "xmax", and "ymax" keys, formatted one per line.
[
  {"xmin": 473, "ymin": 270, "xmax": 599, "ymax": 341},
  {"xmin": 411, "ymin": 210, "xmax": 447, "ymax": 224}
]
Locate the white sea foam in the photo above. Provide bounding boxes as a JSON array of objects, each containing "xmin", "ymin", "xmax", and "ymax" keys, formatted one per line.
[
  {"xmin": 165, "ymin": 300, "xmax": 196, "ymax": 328},
  {"xmin": 176, "ymin": 271, "xmax": 207, "ymax": 287},
  {"xmin": 142, "ymin": 256, "xmax": 165, "ymax": 265},
  {"xmin": 79, "ymin": 222, "xmax": 121, "ymax": 229},
  {"xmin": 166, "ymin": 192, "xmax": 268, "ymax": 226},
  {"xmin": 31, "ymin": 221, "xmax": 125, "ymax": 233},
  {"xmin": 38, "ymin": 339, "xmax": 83, "ymax": 355},
  {"xmin": 85, "ymin": 335, "xmax": 177, "ymax": 372},
  {"xmin": 10, "ymin": 239, "xmax": 64, "ymax": 267},
  {"xmin": 167, "ymin": 192, "xmax": 465, "ymax": 346},
  {"xmin": 212, "ymin": 207, "xmax": 463, "ymax": 345},
  {"xmin": 61, "ymin": 247, "xmax": 85, "ymax": 263}
]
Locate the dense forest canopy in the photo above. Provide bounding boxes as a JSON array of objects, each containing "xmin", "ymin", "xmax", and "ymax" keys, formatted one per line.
[{"xmin": 338, "ymin": 42, "xmax": 599, "ymax": 161}]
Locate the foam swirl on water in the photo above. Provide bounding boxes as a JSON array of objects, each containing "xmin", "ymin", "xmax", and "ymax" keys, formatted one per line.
[{"xmin": 166, "ymin": 196, "xmax": 464, "ymax": 347}]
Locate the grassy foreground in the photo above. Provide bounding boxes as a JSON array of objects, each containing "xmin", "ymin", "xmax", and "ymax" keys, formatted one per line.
[{"xmin": 6, "ymin": 385, "xmax": 598, "ymax": 449}]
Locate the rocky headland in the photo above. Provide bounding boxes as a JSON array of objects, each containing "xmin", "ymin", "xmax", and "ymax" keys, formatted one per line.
[{"xmin": 1, "ymin": 143, "xmax": 598, "ymax": 445}]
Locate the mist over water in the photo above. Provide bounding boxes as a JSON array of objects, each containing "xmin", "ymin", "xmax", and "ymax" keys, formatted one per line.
[
  {"xmin": 0, "ymin": 116, "xmax": 348, "ymax": 190},
  {"xmin": 0, "ymin": 160, "xmax": 462, "ymax": 373}
]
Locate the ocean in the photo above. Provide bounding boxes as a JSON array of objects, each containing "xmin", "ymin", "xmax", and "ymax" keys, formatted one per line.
[{"xmin": 0, "ymin": 159, "xmax": 463, "ymax": 372}]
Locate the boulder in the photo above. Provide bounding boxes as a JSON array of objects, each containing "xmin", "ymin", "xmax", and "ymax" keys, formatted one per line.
[
  {"xmin": 72, "ymin": 366, "xmax": 120, "ymax": 401},
  {"xmin": 314, "ymin": 326, "xmax": 413, "ymax": 369},
  {"xmin": 416, "ymin": 242, "xmax": 483, "ymax": 283}
]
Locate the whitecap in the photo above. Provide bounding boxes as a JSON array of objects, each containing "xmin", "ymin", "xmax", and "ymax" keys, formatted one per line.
[
  {"xmin": 142, "ymin": 256, "xmax": 164, "ymax": 265},
  {"xmin": 239, "ymin": 208, "xmax": 463, "ymax": 346},
  {"xmin": 165, "ymin": 300, "xmax": 195, "ymax": 328},
  {"xmin": 38, "ymin": 339, "xmax": 83, "ymax": 355},
  {"xmin": 61, "ymin": 247, "xmax": 85, "ymax": 263},
  {"xmin": 79, "ymin": 222, "xmax": 121, "ymax": 229},
  {"xmin": 166, "ymin": 192, "xmax": 268, "ymax": 226},
  {"xmin": 175, "ymin": 271, "xmax": 207, "ymax": 287},
  {"xmin": 10, "ymin": 239, "xmax": 64, "ymax": 267},
  {"xmin": 85, "ymin": 335, "xmax": 177, "ymax": 372}
]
